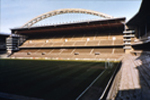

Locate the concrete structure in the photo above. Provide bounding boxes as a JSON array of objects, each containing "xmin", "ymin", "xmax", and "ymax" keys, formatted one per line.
[
  {"xmin": 0, "ymin": 34, "xmax": 9, "ymax": 57},
  {"xmin": 10, "ymin": 10, "xmax": 126, "ymax": 60},
  {"xmin": 107, "ymin": 0, "xmax": 150, "ymax": 100},
  {"xmin": 22, "ymin": 8, "xmax": 114, "ymax": 28},
  {"xmin": 127, "ymin": 0, "xmax": 150, "ymax": 51}
]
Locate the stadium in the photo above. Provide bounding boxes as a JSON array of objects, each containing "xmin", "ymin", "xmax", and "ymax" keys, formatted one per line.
[{"xmin": 0, "ymin": 0, "xmax": 150, "ymax": 100}]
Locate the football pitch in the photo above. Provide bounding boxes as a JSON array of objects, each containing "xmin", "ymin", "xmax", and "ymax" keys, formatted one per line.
[{"xmin": 0, "ymin": 59, "xmax": 119, "ymax": 100}]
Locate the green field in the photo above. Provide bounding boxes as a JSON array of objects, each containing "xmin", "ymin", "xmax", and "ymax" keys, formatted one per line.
[{"xmin": 0, "ymin": 59, "xmax": 119, "ymax": 100}]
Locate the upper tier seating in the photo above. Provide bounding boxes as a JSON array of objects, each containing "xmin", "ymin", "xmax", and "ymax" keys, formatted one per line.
[{"xmin": 20, "ymin": 32, "xmax": 123, "ymax": 48}]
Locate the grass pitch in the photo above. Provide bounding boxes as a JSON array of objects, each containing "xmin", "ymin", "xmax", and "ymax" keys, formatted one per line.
[{"xmin": 0, "ymin": 59, "xmax": 118, "ymax": 100}]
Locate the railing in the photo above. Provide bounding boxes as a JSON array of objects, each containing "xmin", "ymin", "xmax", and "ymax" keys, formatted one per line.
[
  {"xmin": 105, "ymin": 64, "xmax": 122, "ymax": 100},
  {"xmin": 100, "ymin": 62, "xmax": 122, "ymax": 100}
]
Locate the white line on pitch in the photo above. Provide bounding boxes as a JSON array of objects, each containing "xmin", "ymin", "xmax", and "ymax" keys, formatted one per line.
[{"xmin": 76, "ymin": 69, "xmax": 106, "ymax": 100}]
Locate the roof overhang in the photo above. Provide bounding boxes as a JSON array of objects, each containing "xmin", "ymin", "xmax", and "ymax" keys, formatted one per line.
[
  {"xmin": 0, "ymin": 33, "xmax": 9, "ymax": 37},
  {"xmin": 127, "ymin": 0, "xmax": 150, "ymax": 27},
  {"xmin": 11, "ymin": 17, "xmax": 125, "ymax": 35}
]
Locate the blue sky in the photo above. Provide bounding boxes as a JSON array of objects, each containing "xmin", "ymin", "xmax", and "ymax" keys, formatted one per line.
[{"xmin": 1, "ymin": 0, "xmax": 142, "ymax": 34}]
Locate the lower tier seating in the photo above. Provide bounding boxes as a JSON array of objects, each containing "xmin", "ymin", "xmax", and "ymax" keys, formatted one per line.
[{"xmin": 10, "ymin": 48, "xmax": 124, "ymax": 60}]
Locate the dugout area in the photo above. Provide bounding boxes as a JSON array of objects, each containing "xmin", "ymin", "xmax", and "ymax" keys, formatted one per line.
[{"xmin": 0, "ymin": 59, "xmax": 120, "ymax": 100}]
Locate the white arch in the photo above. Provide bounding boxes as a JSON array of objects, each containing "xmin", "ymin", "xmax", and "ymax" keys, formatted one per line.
[{"xmin": 22, "ymin": 8, "xmax": 114, "ymax": 28}]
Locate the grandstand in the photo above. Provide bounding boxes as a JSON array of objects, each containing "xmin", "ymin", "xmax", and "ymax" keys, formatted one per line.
[
  {"xmin": 127, "ymin": 0, "xmax": 150, "ymax": 52},
  {"xmin": 0, "ymin": 34, "xmax": 9, "ymax": 57},
  {"xmin": 10, "ymin": 17, "xmax": 125, "ymax": 61},
  {"xmin": 107, "ymin": 0, "xmax": 150, "ymax": 100}
]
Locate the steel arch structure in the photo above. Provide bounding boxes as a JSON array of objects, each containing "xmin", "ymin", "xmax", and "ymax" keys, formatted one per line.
[{"xmin": 22, "ymin": 8, "xmax": 114, "ymax": 28}]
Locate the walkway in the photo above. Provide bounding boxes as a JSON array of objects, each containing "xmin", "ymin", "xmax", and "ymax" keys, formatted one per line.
[{"xmin": 116, "ymin": 54, "xmax": 150, "ymax": 100}]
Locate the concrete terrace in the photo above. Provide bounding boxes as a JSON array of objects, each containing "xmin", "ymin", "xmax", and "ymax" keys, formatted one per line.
[{"xmin": 115, "ymin": 53, "xmax": 150, "ymax": 100}]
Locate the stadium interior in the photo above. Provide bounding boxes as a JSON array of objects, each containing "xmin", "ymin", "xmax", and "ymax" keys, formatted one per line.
[
  {"xmin": 0, "ymin": 0, "xmax": 150, "ymax": 100},
  {"xmin": 9, "ymin": 17, "xmax": 126, "ymax": 60}
]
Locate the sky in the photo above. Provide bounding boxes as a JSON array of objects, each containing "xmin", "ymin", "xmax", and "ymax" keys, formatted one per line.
[{"xmin": 1, "ymin": 0, "xmax": 142, "ymax": 34}]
